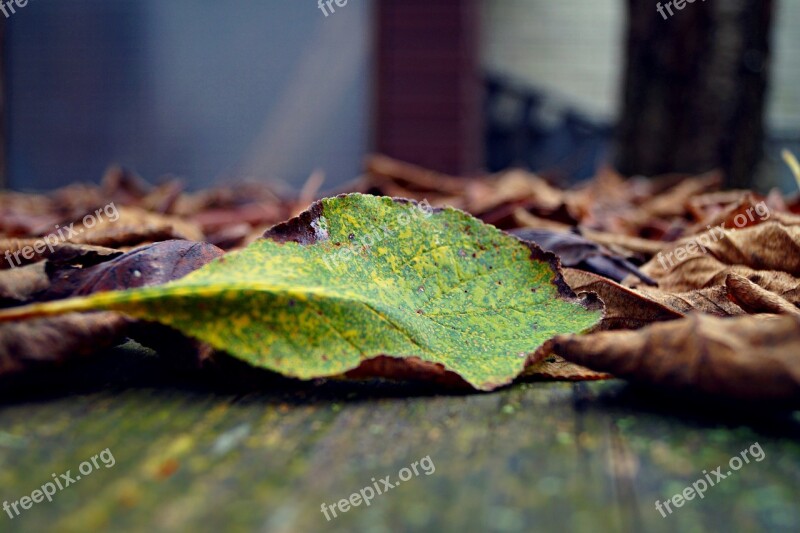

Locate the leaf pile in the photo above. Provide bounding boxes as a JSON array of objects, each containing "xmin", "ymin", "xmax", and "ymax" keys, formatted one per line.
[
  {"xmin": 355, "ymin": 155, "xmax": 800, "ymax": 404},
  {"xmin": 2, "ymin": 155, "xmax": 800, "ymax": 403},
  {"xmin": 0, "ymin": 195, "xmax": 601, "ymax": 391}
]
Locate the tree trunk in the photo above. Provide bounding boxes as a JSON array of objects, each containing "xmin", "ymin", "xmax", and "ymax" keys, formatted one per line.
[{"xmin": 614, "ymin": 0, "xmax": 774, "ymax": 188}]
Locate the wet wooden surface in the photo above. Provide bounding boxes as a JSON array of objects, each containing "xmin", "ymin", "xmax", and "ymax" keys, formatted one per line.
[{"xmin": 0, "ymin": 342, "xmax": 798, "ymax": 533}]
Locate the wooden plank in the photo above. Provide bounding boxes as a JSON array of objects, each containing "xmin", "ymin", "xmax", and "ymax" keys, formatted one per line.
[{"xmin": 0, "ymin": 343, "xmax": 797, "ymax": 532}]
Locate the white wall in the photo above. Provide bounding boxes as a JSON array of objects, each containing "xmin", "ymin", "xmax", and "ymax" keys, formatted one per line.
[
  {"xmin": 767, "ymin": 0, "xmax": 800, "ymax": 132},
  {"xmin": 481, "ymin": 0, "xmax": 800, "ymax": 132},
  {"xmin": 9, "ymin": 0, "xmax": 373, "ymax": 190},
  {"xmin": 481, "ymin": 0, "xmax": 624, "ymax": 122}
]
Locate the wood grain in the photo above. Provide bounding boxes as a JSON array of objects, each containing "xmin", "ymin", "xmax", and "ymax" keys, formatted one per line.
[{"xmin": 0, "ymin": 343, "xmax": 797, "ymax": 532}]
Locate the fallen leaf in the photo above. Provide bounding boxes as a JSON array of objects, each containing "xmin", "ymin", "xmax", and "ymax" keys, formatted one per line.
[
  {"xmin": 365, "ymin": 154, "xmax": 466, "ymax": 196},
  {"xmin": 43, "ymin": 240, "xmax": 225, "ymax": 300},
  {"xmin": 466, "ymin": 169, "xmax": 565, "ymax": 215},
  {"xmin": 139, "ymin": 179, "xmax": 186, "ymax": 215},
  {"xmin": 44, "ymin": 243, "xmax": 124, "ymax": 268},
  {"xmin": 630, "ymin": 253, "xmax": 800, "ymax": 304},
  {"xmin": 344, "ymin": 355, "xmax": 471, "ymax": 389},
  {"xmin": 0, "ymin": 194, "xmax": 603, "ymax": 391},
  {"xmin": 641, "ymin": 222, "xmax": 800, "ymax": 284},
  {"xmin": 725, "ymin": 273, "xmax": 800, "ymax": 317},
  {"xmin": 685, "ymin": 192, "xmax": 766, "ymax": 235},
  {"xmin": 632, "ymin": 171, "xmax": 722, "ymax": 222},
  {"xmin": 544, "ymin": 313, "xmax": 800, "ymax": 405},
  {"xmin": 190, "ymin": 203, "xmax": 286, "ymax": 237},
  {"xmin": 512, "ymin": 208, "xmax": 573, "ymax": 233},
  {"xmin": 203, "ymin": 223, "xmax": 254, "ymax": 250},
  {"xmin": 521, "ymin": 355, "xmax": 613, "ymax": 381},
  {"xmin": 578, "ymin": 228, "xmax": 665, "ymax": 257},
  {"xmin": 100, "ymin": 165, "xmax": 153, "ymax": 205},
  {"xmin": 563, "ymin": 269, "xmax": 682, "ymax": 330},
  {"xmin": 0, "ymin": 239, "xmax": 122, "ymax": 271},
  {"xmin": 635, "ymin": 285, "xmax": 745, "ymax": 317},
  {"xmin": 0, "ymin": 313, "xmax": 129, "ymax": 378},
  {"xmin": 513, "ymin": 229, "xmax": 655, "ymax": 284},
  {"xmin": 69, "ymin": 206, "xmax": 204, "ymax": 247},
  {"xmin": 0, "ymin": 263, "xmax": 49, "ymax": 306}
]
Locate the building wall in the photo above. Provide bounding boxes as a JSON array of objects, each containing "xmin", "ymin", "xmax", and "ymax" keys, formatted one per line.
[
  {"xmin": 7, "ymin": 0, "xmax": 372, "ymax": 190},
  {"xmin": 481, "ymin": 0, "xmax": 800, "ymax": 189},
  {"xmin": 767, "ymin": 1, "xmax": 800, "ymax": 132},
  {"xmin": 481, "ymin": 0, "xmax": 800, "ymax": 131},
  {"xmin": 481, "ymin": 0, "xmax": 624, "ymax": 122}
]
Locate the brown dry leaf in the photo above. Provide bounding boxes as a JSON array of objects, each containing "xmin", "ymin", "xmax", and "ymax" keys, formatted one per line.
[
  {"xmin": 42, "ymin": 184, "xmax": 111, "ymax": 222},
  {"xmin": 725, "ymin": 273, "xmax": 800, "ymax": 317},
  {"xmin": 632, "ymin": 254, "xmax": 800, "ymax": 305},
  {"xmin": 632, "ymin": 171, "xmax": 722, "ymax": 222},
  {"xmin": 563, "ymin": 269, "xmax": 681, "ymax": 331},
  {"xmin": 0, "ymin": 263, "xmax": 49, "ymax": 305},
  {"xmin": 564, "ymin": 168, "xmax": 632, "ymax": 225},
  {"xmin": 0, "ymin": 191, "xmax": 62, "ymax": 237},
  {"xmin": 0, "ymin": 238, "xmax": 223, "ymax": 375},
  {"xmin": 70, "ymin": 206, "xmax": 204, "ymax": 247},
  {"xmin": 513, "ymin": 208, "xmax": 573, "ymax": 232},
  {"xmin": 521, "ymin": 355, "xmax": 613, "ymax": 381},
  {"xmin": 579, "ymin": 228, "xmax": 665, "ymax": 257},
  {"xmin": 100, "ymin": 165, "xmax": 153, "ymax": 205},
  {"xmin": 768, "ymin": 211, "xmax": 800, "ymax": 227},
  {"xmin": 190, "ymin": 202, "xmax": 287, "ymax": 237},
  {"xmin": 635, "ymin": 285, "xmax": 745, "ymax": 317},
  {"xmin": 43, "ymin": 240, "xmax": 225, "ymax": 300},
  {"xmin": 204, "ymin": 223, "xmax": 254, "ymax": 250},
  {"xmin": 344, "ymin": 356, "xmax": 470, "ymax": 389},
  {"xmin": 728, "ymin": 269, "xmax": 800, "ymax": 305},
  {"xmin": 466, "ymin": 169, "xmax": 564, "ymax": 215},
  {"xmin": 687, "ymin": 189, "xmax": 758, "ymax": 214},
  {"xmin": 0, "ymin": 239, "xmax": 122, "ymax": 270},
  {"xmin": 564, "ymin": 268, "xmax": 747, "ymax": 322},
  {"xmin": 685, "ymin": 192, "xmax": 766, "ymax": 235},
  {"xmin": 364, "ymin": 155, "xmax": 568, "ymax": 219},
  {"xmin": 0, "ymin": 237, "xmax": 64, "ymax": 269},
  {"xmin": 544, "ymin": 313, "xmax": 800, "ymax": 405},
  {"xmin": 45, "ymin": 243, "xmax": 124, "ymax": 267},
  {"xmin": 173, "ymin": 180, "xmax": 285, "ymax": 218},
  {"xmin": 139, "ymin": 179, "xmax": 186, "ymax": 214},
  {"xmin": 689, "ymin": 222, "xmax": 799, "ymax": 273},
  {"xmin": 364, "ymin": 154, "xmax": 466, "ymax": 196},
  {"xmin": 635, "ymin": 222, "xmax": 800, "ymax": 290},
  {"xmin": 568, "ymin": 171, "xmax": 720, "ymax": 238},
  {"xmin": 0, "ymin": 313, "xmax": 130, "ymax": 378},
  {"xmin": 564, "ymin": 269, "xmax": 743, "ymax": 333}
]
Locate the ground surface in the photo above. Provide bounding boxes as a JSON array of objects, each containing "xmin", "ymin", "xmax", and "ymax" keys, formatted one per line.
[{"xmin": 0, "ymin": 343, "xmax": 798, "ymax": 533}]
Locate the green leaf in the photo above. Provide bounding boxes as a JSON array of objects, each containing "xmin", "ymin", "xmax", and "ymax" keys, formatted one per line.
[{"xmin": 0, "ymin": 194, "xmax": 602, "ymax": 390}]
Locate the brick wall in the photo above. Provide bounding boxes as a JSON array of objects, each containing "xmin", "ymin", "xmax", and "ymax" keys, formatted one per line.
[{"xmin": 375, "ymin": 0, "xmax": 482, "ymax": 175}]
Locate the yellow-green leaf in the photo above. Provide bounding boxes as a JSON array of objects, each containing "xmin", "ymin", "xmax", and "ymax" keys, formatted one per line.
[{"xmin": 0, "ymin": 194, "xmax": 602, "ymax": 390}]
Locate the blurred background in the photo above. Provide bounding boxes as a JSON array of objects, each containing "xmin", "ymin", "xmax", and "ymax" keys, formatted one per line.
[{"xmin": 1, "ymin": 0, "xmax": 798, "ymax": 192}]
